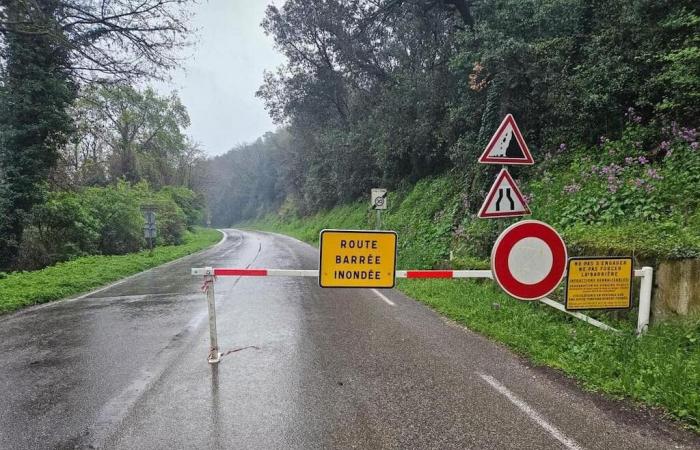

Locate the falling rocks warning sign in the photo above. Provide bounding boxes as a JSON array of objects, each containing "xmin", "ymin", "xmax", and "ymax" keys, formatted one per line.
[
  {"xmin": 565, "ymin": 257, "xmax": 633, "ymax": 310},
  {"xmin": 319, "ymin": 230, "xmax": 397, "ymax": 288},
  {"xmin": 478, "ymin": 114, "xmax": 534, "ymax": 165}
]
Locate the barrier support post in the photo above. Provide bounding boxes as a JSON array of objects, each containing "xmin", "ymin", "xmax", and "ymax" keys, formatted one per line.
[
  {"xmin": 204, "ymin": 267, "xmax": 221, "ymax": 363},
  {"xmin": 636, "ymin": 266, "xmax": 654, "ymax": 335}
]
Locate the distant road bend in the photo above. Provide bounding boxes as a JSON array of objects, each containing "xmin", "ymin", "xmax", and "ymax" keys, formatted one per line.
[{"xmin": 0, "ymin": 229, "xmax": 697, "ymax": 449}]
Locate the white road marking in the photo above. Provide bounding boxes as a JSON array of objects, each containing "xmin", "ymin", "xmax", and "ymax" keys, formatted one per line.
[
  {"xmin": 477, "ymin": 372, "xmax": 583, "ymax": 450},
  {"xmin": 371, "ymin": 289, "xmax": 396, "ymax": 306}
]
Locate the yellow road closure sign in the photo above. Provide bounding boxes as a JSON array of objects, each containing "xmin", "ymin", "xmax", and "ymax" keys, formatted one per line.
[
  {"xmin": 319, "ymin": 230, "xmax": 397, "ymax": 288},
  {"xmin": 565, "ymin": 257, "xmax": 633, "ymax": 310}
]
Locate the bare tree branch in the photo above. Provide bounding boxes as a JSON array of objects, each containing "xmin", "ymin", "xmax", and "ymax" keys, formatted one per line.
[{"xmin": 0, "ymin": 0, "xmax": 195, "ymax": 83}]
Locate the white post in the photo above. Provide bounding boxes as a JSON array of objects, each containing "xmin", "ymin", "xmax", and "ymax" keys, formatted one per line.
[
  {"xmin": 204, "ymin": 267, "xmax": 221, "ymax": 363},
  {"xmin": 636, "ymin": 266, "xmax": 654, "ymax": 335}
]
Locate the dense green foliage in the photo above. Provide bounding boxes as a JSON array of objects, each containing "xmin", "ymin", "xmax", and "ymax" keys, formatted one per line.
[
  {"xmin": 244, "ymin": 130, "xmax": 700, "ymax": 263},
  {"xmin": 0, "ymin": 1, "xmax": 76, "ymax": 268},
  {"xmin": 15, "ymin": 182, "xmax": 206, "ymax": 270},
  {"xmin": 0, "ymin": 81, "xmax": 205, "ymax": 271},
  {"xmin": 207, "ymin": 132, "xmax": 289, "ymax": 225},
  {"xmin": 209, "ymin": 0, "xmax": 699, "ymax": 230},
  {"xmin": 0, "ymin": 227, "xmax": 221, "ymax": 314},
  {"xmin": 530, "ymin": 122, "xmax": 700, "ymax": 259}
]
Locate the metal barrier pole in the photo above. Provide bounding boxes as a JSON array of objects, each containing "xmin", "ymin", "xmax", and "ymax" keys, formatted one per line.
[
  {"xmin": 636, "ymin": 266, "xmax": 654, "ymax": 335},
  {"xmin": 539, "ymin": 297, "xmax": 620, "ymax": 333},
  {"xmin": 204, "ymin": 267, "xmax": 221, "ymax": 363}
]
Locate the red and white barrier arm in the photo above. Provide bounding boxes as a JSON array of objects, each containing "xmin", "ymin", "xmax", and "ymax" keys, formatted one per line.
[
  {"xmin": 194, "ymin": 267, "xmax": 649, "ymax": 280},
  {"xmin": 396, "ymin": 270, "xmax": 493, "ymax": 279},
  {"xmin": 191, "ymin": 267, "xmax": 493, "ymax": 279},
  {"xmin": 192, "ymin": 268, "xmax": 318, "ymax": 277}
]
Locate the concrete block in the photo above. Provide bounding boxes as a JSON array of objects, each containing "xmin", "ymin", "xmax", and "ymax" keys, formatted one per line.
[{"xmin": 652, "ymin": 259, "xmax": 700, "ymax": 321}]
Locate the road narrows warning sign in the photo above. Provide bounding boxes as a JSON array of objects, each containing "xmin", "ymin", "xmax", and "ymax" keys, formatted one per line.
[
  {"xmin": 319, "ymin": 230, "xmax": 397, "ymax": 288},
  {"xmin": 478, "ymin": 169, "xmax": 531, "ymax": 218},
  {"xmin": 479, "ymin": 114, "xmax": 534, "ymax": 165},
  {"xmin": 565, "ymin": 257, "xmax": 633, "ymax": 310}
]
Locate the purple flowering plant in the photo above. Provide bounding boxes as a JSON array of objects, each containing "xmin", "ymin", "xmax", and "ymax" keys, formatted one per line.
[{"xmin": 528, "ymin": 107, "xmax": 699, "ymax": 229}]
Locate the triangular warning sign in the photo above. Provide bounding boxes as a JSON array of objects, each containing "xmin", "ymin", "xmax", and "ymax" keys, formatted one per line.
[
  {"xmin": 478, "ymin": 114, "xmax": 534, "ymax": 165},
  {"xmin": 478, "ymin": 169, "xmax": 531, "ymax": 218}
]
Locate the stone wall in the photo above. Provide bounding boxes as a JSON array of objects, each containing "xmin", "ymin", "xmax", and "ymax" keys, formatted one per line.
[{"xmin": 652, "ymin": 259, "xmax": 700, "ymax": 322}]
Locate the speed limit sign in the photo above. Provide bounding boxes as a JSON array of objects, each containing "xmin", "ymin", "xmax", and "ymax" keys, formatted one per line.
[{"xmin": 371, "ymin": 188, "xmax": 387, "ymax": 210}]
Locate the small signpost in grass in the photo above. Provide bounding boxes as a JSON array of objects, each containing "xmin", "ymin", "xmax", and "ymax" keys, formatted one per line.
[
  {"xmin": 371, "ymin": 188, "xmax": 387, "ymax": 230},
  {"xmin": 142, "ymin": 207, "xmax": 157, "ymax": 255}
]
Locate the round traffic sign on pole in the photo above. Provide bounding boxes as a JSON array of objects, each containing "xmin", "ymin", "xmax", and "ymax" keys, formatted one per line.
[{"xmin": 491, "ymin": 220, "xmax": 567, "ymax": 300}]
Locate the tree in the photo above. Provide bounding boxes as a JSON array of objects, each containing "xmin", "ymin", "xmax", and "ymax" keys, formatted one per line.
[
  {"xmin": 0, "ymin": 0, "xmax": 193, "ymax": 82},
  {"xmin": 205, "ymin": 131, "xmax": 290, "ymax": 226},
  {"xmin": 231, "ymin": 0, "xmax": 700, "ymax": 228},
  {"xmin": 0, "ymin": 0, "xmax": 194, "ymax": 268},
  {"xmin": 0, "ymin": 1, "xmax": 75, "ymax": 268},
  {"xmin": 61, "ymin": 84, "xmax": 202, "ymax": 189},
  {"xmin": 257, "ymin": 0, "xmax": 461, "ymax": 210}
]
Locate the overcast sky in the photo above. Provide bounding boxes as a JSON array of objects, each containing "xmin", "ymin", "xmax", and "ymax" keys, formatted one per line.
[{"xmin": 156, "ymin": 1, "xmax": 284, "ymax": 156}]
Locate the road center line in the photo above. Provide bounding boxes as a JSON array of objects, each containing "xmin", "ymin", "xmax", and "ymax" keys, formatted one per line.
[
  {"xmin": 477, "ymin": 372, "xmax": 583, "ymax": 450},
  {"xmin": 371, "ymin": 289, "xmax": 396, "ymax": 306}
]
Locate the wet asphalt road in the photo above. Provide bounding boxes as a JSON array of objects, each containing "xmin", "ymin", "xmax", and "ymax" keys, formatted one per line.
[{"xmin": 0, "ymin": 229, "xmax": 698, "ymax": 449}]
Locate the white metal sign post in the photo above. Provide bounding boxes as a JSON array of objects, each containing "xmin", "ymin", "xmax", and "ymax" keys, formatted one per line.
[
  {"xmin": 143, "ymin": 210, "xmax": 157, "ymax": 254},
  {"xmin": 371, "ymin": 188, "xmax": 387, "ymax": 230}
]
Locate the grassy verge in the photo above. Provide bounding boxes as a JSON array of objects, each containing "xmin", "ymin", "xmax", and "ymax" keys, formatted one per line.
[
  {"xmin": 240, "ymin": 184, "xmax": 700, "ymax": 430},
  {"xmin": 0, "ymin": 227, "xmax": 222, "ymax": 314}
]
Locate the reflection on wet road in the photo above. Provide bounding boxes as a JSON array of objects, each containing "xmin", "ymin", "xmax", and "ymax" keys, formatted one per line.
[{"xmin": 0, "ymin": 230, "xmax": 697, "ymax": 449}]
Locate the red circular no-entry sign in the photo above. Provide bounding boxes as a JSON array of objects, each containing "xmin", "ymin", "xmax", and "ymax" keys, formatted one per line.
[{"xmin": 491, "ymin": 220, "xmax": 567, "ymax": 301}]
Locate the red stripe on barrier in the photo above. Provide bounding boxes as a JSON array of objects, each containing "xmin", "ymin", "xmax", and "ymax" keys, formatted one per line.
[
  {"xmin": 213, "ymin": 269, "xmax": 268, "ymax": 277},
  {"xmin": 406, "ymin": 270, "xmax": 454, "ymax": 279}
]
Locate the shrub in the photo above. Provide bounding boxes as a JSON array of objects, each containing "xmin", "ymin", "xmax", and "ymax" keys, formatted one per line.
[
  {"xmin": 160, "ymin": 186, "xmax": 205, "ymax": 228},
  {"xmin": 16, "ymin": 191, "xmax": 101, "ymax": 269},
  {"xmin": 13, "ymin": 182, "xmax": 206, "ymax": 271},
  {"xmin": 82, "ymin": 183, "xmax": 144, "ymax": 255},
  {"xmin": 134, "ymin": 183, "xmax": 188, "ymax": 245},
  {"xmin": 148, "ymin": 194, "xmax": 187, "ymax": 245}
]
